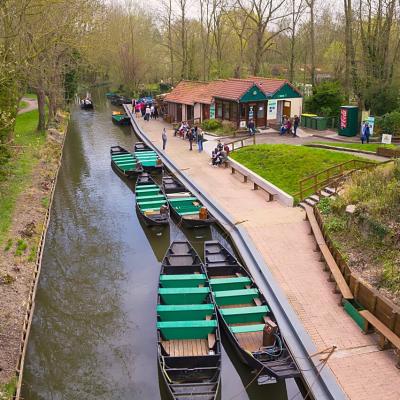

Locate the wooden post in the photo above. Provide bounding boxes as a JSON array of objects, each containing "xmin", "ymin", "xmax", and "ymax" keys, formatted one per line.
[
  {"xmin": 232, "ymin": 142, "xmax": 235, "ymax": 151},
  {"xmin": 253, "ymin": 135, "xmax": 256, "ymax": 145}
]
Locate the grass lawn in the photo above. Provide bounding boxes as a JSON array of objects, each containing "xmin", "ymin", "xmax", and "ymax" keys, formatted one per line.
[
  {"xmin": 310, "ymin": 141, "xmax": 397, "ymax": 152},
  {"xmin": 18, "ymin": 100, "xmax": 29, "ymax": 110},
  {"xmin": 230, "ymin": 144, "xmax": 370, "ymax": 199},
  {"xmin": 24, "ymin": 93, "xmax": 37, "ymax": 99},
  {"xmin": 0, "ymin": 110, "xmax": 46, "ymax": 244}
]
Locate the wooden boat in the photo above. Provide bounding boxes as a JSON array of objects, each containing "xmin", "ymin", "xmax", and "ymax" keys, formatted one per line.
[
  {"xmin": 204, "ymin": 241, "xmax": 300, "ymax": 383},
  {"xmin": 134, "ymin": 141, "xmax": 151, "ymax": 152},
  {"xmin": 164, "ymin": 186, "xmax": 214, "ymax": 229},
  {"xmin": 111, "ymin": 95, "xmax": 132, "ymax": 106},
  {"xmin": 162, "ymin": 175, "xmax": 186, "ymax": 194},
  {"xmin": 112, "ymin": 113, "xmax": 130, "ymax": 125},
  {"xmin": 134, "ymin": 146, "xmax": 163, "ymax": 173},
  {"xmin": 157, "ymin": 241, "xmax": 221, "ymax": 400},
  {"xmin": 135, "ymin": 173, "xmax": 169, "ymax": 226},
  {"xmin": 110, "ymin": 146, "xmax": 143, "ymax": 178}
]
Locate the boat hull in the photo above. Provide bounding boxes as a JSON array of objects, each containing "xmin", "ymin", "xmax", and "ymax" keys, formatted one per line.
[
  {"xmin": 135, "ymin": 203, "xmax": 169, "ymax": 226},
  {"xmin": 169, "ymin": 204, "xmax": 214, "ymax": 229}
]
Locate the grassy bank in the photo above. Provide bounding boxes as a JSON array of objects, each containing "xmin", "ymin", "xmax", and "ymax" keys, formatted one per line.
[
  {"xmin": 310, "ymin": 142, "xmax": 397, "ymax": 152},
  {"xmin": 230, "ymin": 144, "xmax": 368, "ymax": 197},
  {"xmin": 0, "ymin": 110, "xmax": 46, "ymax": 245},
  {"xmin": 317, "ymin": 161, "xmax": 400, "ymax": 304}
]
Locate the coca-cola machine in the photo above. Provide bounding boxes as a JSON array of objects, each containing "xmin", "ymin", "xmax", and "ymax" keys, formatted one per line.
[{"xmin": 339, "ymin": 105, "xmax": 359, "ymax": 137}]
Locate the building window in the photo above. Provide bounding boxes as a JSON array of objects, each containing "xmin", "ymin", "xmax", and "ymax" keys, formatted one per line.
[
  {"xmin": 231, "ymin": 103, "xmax": 238, "ymax": 121},
  {"xmin": 216, "ymin": 102, "xmax": 222, "ymax": 119},
  {"xmin": 257, "ymin": 105, "xmax": 265, "ymax": 119},
  {"xmin": 240, "ymin": 104, "xmax": 246, "ymax": 119},
  {"xmin": 223, "ymin": 101, "xmax": 230, "ymax": 120}
]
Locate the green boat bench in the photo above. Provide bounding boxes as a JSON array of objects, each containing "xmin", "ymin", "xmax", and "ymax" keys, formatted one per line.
[
  {"xmin": 214, "ymin": 288, "xmax": 259, "ymax": 306},
  {"xmin": 157, "ymin": 304, "xmax": 214, "ymax": 321},
  {"xmin": 159, "ymin": 287, "xmax": 210, "ymax": 305},
  {"xmin": 221, "ymin": 305, "xmax": 269, "ymax": 324},
  {"xmin": 210, "ymin": 277, "xmax": 252, "ymax": 291},
  {"xmin": 157, "ymin": 320, "xmax": 217, "ymax": 340},
  {"xmin": 160, "ymin": 273, "xmax": 207, "ymax": 288},
  {"xmin": 230, "ymin": 324, "xmax": 265, "ymax": 334}
]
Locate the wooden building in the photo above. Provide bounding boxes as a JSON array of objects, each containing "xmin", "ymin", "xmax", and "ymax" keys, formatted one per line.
[{"xmin": 164, "ymin": 77, "xmax": 303, "ymax": 128}]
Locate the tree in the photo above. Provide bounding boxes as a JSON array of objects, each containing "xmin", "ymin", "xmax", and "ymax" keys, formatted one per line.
[
  {"xmin": 305, "ymin": 0, "xmax": 316, "ymax": 86},
  {"xmin": 236, "ymin": 0, "xmax": 289, "ymax": 75},
  {"xmin": 305, "ymin": 81, "xmax": 345, "ymax": 116}
]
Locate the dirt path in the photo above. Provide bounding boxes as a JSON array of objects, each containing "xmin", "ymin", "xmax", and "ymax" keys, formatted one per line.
[{"xmin": 17, "ymin": 97, "xmax": 38, "ymax": 115}]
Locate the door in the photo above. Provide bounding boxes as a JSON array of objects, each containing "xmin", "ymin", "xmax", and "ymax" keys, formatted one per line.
[
  {"xmin": 256, "ymin": 102, "xmax": 266, "ymax": 127},
  {"xmin": 283, "ymin": 101, "xmax": 291, "ymax": 119},
  {"xmin": 202, "ymin": 104, "xmax": 210, "ymax": 121},
  {"xmin": 177, "ymin": 104, "xmax": 182, "ymax": 122}
]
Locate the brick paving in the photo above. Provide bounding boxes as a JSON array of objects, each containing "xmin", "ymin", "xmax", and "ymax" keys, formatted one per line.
[{"xmin": 135, "ymin": 116, "xmax": 400, "ymax": 400}]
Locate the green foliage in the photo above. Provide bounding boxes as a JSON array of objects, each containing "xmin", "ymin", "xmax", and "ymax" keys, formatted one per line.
[
  {"xmin": 4, "ymin": 238, "xmax": 12, "ymax": 252},
  {"xmin": 41, "ymin": 196, "xmax": 50, "ymax": 208},
  {"xmin": 0, "ymin": 110, "xmax": 46, "ymax": 245},
  {"xmin": 230, "ymin": 144, "xmax": 366, "ymax": 198},
  {"xmin": 28, "ymin": 246, "xmax": 37, "ymax": 262},
  {"xmin": 375, "ymin": 111, "xmax": 400, "ymax": 137},
  {"xmin": 364, "ymin": 84, "xmax": 399, "ymax": 116},
  {"xmin": 201, "ymin": 119, "xmax": 222, "ymax": 131},
  {"xmin": 221, "ymin": 120, "xmax": 236, "ymax": 134},
  {"xmin": 0, "ymin": 376, "xmax": 16, "ymax": 400},
  {"xmin": 305, "ymin": 81, "xmax": 345, "ymax": 117},
  {"xmin": 325, "ymin": 216, "xmax": 347, "ymax": 233},
  {"xmin": 381, "ymin": 257, "xmax": 400, "ymax": 293},
  {"xmin": 317, "ymin": 197, "xmax": 332, "ymax": 216},
  {"xmin": 15, "ymin": 239, "xmax": 27, "ymax": 256}
]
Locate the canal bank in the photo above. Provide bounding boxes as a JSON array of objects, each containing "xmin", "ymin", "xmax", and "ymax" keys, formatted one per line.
[
  {"xmin": 0, "ymin": 110, "xmax": 68, "ymax": 398},
  {"xmin": 126, "ymin": 105, "xmax": 400, "ymax": 400},
  {"xmin": 21, "ymin": 90, "xmax": 292, "ymax": 400}
]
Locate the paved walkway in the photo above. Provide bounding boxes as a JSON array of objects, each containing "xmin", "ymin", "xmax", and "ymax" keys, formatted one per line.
[
  {"xmin": 135, "ymin": 116, "xmax": 399, "ymax": 400},
  {"xmin": 18, "ymin": 97, "xmax": 38, "ymax": 114}
]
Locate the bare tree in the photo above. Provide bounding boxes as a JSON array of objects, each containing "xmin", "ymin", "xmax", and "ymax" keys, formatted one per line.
[
  {"xmin": 305, "ymin": 0, "xmax": 316, "ymax": 86},
  {"xmin": 236, "ymin": 0, "xmax": 289, "ymax": 75},
  {"xmin": 288, "ymin": 0, "xmax": 306, "ymax": 82}
]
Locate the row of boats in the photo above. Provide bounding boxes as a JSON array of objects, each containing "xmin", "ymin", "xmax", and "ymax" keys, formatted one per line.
[
  {"xmin": 109, "ymin": 138, "xmax": 300, "ymax": 398},
  {"xmin": 110, "ymin": 143, "xmax": 215, "ymax": 229},
  {"xmin": 157, "ymin": 240, "xmax": 300, "ymax": 399}
]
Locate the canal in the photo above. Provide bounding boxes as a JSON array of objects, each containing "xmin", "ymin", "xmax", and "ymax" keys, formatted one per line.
[{"xmin": 22, "ymin": 89, "xmax": 298, "ymax": 399}]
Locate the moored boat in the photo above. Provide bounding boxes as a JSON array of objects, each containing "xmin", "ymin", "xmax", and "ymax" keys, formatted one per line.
[
  {"xmin": 164, "ymin": 184, "xmax": 214, "ymax": 229},
  {"xmin": 134, "ymin": 147, "xmax": 163, "ymax": 173},
  {"xmin": 204, "ymin": 240, "xmax": 300, "ymax": 383},
  {"xmin": 80, "ymin": 99, "xmax": 94, "ymax": 110},
  {"xmin": 135, "ymin": 173, "xmax": 169, "ymax": 226},
  {"xmin": 112, "ymin": 113, "xmax": 131, "ymax": 125},
  {"xmin": 162, "ymin": 175, "xmax": 186, "ymax": 194},
  {"xmin": 110, "ymin": 146, "xmax": 143, "ymax": 178},
  {"xmin": 111, "ymin": 95, "xmax": 132, "ymax": 106},
  {"xmin": 157, "ymin": 241, "xmax": 221, "ymax": 400},
  {"xmin": 134, "ymin": 141, "xmax": 151, "ymax": 152}
]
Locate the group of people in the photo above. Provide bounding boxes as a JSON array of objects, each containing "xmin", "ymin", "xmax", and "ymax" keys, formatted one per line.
[
  {"xmin": 279, "ymin": 115, "xmax": 300, "ymax": 137},
  {"xmin": 134, "ymin": 101, "xmax": 159, "ymax": 121},
  {"xmin": 361, "ymin": 121, "xmax": 371, "ymax": 144},
  {"xmin": 211, "ymin": 140, "xmax": 230, "ymax": 167},
  {"xmin": 174, "ymin": 121, "xmax": 205, "ymax": 152}
]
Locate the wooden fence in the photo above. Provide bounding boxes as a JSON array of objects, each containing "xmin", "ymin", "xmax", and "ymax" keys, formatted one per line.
[{"xmin": 314, "ymin": 207, "xmax": 400, "ymax": 338}]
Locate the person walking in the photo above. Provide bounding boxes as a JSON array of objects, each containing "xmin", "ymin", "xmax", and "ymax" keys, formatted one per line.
[
  {"xmin": 197, "ymin": 129, "xmax": 204, "ymax": 152},
  {"xmin": 150, "ymin": 104, "xmax": 155, "ymax": 119},
  {"xmin": 361, "ymin": 122, "xmax": 370, "ymax": 144},
  {"xmin": 145, "ymin": 105, "xmax": 151, "ymax": 121},
  {"xmin": 248, "ymin": 120, "xmax": 256, "ymax": 135},
  {"xmin": 188, "ymin": 129, "xmax": 194, "ymax": 150},
  {"xmin": 293, "ymin": 115, "xmax": 300, "ymax": 137},
  {"xmin": 162, "ymin": 128, "xmax": 167, "ymax": 150}
]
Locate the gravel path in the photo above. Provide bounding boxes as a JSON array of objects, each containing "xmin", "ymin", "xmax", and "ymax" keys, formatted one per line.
[{"xmin": 18, "ymin": 97, "xmax": 38, "ymax": 114}]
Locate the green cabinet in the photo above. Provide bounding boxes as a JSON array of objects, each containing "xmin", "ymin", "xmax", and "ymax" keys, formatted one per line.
[
  {"xmin": 315, "ymin": 117, "xmax": 328, "ymax": 131},
  {"xmin": 338, "ymin": 106, "xmax": 359, "ymax": 137}
]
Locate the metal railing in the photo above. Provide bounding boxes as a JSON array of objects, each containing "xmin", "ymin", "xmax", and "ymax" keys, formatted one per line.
[
  {"xmin": 296, "ymin": 159, "xmax": 377, "ymax": 200},
  {"xmin": 225, "ymin": 135, "xmax": 256, "ymax": 152}
]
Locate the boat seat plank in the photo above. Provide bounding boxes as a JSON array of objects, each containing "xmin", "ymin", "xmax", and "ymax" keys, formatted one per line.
[
  {"xmin": 136, "ymin": 194, "xmax": 164, "ymax": 200},
  {"xmin": 138, "ymin": 200, "xmax": 167, "ymax": 206},
  {"xmin": 158, "ymin": 320, "xmax": 217, "ymax": 340},
  {"xmin": 230, "ymin": 324, "xmax": 265, "ymax": 334},
  {"xmin": 178, "ymin": 211, "xmax": 200, "ymax": 216},
  {"xmin": 210, "ymin": 277, "xmax": 252, "ymax": 291},
  {"xmin": 159, "ymin": 274, "xmax": 207, "ymax": 288},
  {"xmin": 169, "ymin": 197, "xmax": 198, "ymax": 203},
  {"xmin": 213, "ymin": 288, "xmax": 259, "ymax": 306}
]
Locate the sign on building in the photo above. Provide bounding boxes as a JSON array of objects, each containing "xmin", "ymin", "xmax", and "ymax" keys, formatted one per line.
[
  {"xmin": 210, "ymin": 103, "xmax": 215, "ymax": 119},
  {"xmin": 267, "ymin": 100, "xmax": 277, "ymax": 119}
]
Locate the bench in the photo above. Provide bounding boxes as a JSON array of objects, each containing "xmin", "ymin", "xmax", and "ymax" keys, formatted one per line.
[
  {"xmin": 209, "ymin": 277, "xmax": 252, "ymax": 291},
  {"xmin": 168, "ymin": 197, "xmax": 198, "ymax": 203},
  {"xmin": 230, "ymin": 324, "xmax": 265, "ymax": 334},
  {"xmin": 221, "ymin": 305, "xmax": 269, "ymax": 324},
  {"xmin": 160, "ymin": 273, "xmax": 207, "ymax": 288},
  {"xmin": 303, "ymin": 203, "xmax": 354, "ymax": 303},
  {"xmin": 230, "ymin": 165, "xmax": 277, "ymax": 202},
  {"xmin": 159, "ymin": 287, "xmax": 210, "ymax": 305},
  {"xmin": 157, "ymin": 304, "xmax": 214, "ymax": 321},
  {"xmin": 213, "ymin": 288, "xmax": 259, "ymax": 306},
  {"xmin": 157, "ymin": 320, "xmax": 217, "ymax": 340},
  {"xmin": 359, "ymin": 310, "xmax": 400, "ymax": 368}
]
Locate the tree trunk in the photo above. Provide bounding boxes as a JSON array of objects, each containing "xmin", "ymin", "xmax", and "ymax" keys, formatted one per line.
[
  {"xmin": 36, "ymin": 89, "xmax": 46, "ymax": 132},
  {"xmin": 343, "ymin": 0, "xmax": 351, "ymax": 101},
  {"xmin": 253, "ymin": 30, "xmax": 264, "ymax": 75},
  {"xmin": 309, "ymin": 0, "xmax": 316, "ymax": 86}
]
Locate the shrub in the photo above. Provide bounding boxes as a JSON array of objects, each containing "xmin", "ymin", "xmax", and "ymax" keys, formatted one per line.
[
  {"xmin": 304, "ymin": 81, "xmax": 345, "ymax": 117},
  {"xmin": 201, "ymin": 119, "xmax": 222, "ymax": 131},
  {"xmin": 221, "ymin": 120, "xmax": 236, "ymax": 134},
  {"xmin": 375, "ymin": 111, "xmax": 400, "ymax": 137},
  {"xmin": 364, "ymin": 84, "xmax": 399, "ymax": 116}
]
